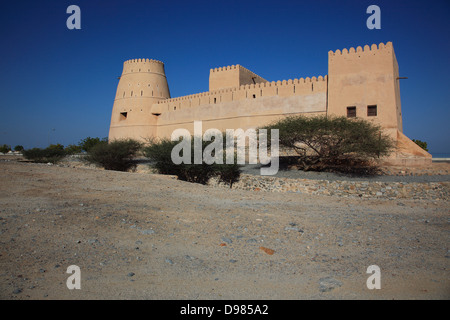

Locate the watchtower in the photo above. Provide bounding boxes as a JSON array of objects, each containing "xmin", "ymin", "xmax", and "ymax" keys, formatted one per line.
[{"xmin": 108, "ymin": 58, "xmax": 170, "ymax": 141}]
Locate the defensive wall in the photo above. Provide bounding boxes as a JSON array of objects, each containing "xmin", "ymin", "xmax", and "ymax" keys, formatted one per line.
[{"xmin": 108, "ymin": 42, "xmax": 432, "ymax": 165}]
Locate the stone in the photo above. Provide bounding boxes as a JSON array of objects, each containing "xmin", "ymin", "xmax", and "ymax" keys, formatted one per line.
[
  {"xmin": 259, "ymin": 246, "xmax": 275, "ymax": 255},
  {"xmin": 284, "ymin": 226, "xmax": 304, "ymax": 233},
  {"xmin": 140, "ymin": 229, "xmax": 155, "ymax": 235},
  {"xmin": 319, "ymin": 277, "xmax": 343, "ymax": 292},
  {"xmin": 221, "ymin": 237, "xmax": 232, "ymax": 244}
]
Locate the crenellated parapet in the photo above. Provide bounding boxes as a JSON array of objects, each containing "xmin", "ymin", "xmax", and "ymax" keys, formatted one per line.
[
  {"xmin": 124, "ymin": 58, "xmax": 164, "ymax": 64},
  {"xmin": 122, "ymin": 58, "xmax": 166, "ymax": 75},
  {"xmin": 156, "ymin": 74, "xmax": 327, "ymax": 113},
  {"xmin": 328, "ymin": 42, "xmax": 394, "ymax": 61}
]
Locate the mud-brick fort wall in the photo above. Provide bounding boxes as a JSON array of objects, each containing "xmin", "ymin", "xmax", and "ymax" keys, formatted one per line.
[
  {"xmin": 153, "ymin": 73, "xmax": 328, "ymax": 138},
  {"xmin": 108, "ymin": 42, "xmax": 432, "ymax": 164}
]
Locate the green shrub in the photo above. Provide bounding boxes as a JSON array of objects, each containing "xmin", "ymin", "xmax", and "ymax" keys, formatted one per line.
[
  {"xmin": 143, "ymin": 137, "xmax": 241, "ymax": 186},
  {"xmin": 259, "ymin": 115, "xmax": 395, "ymax": 174},
  {"xmin": 85, "ymin": 139, "xmax": 142, "ymax": 171},
  {"xmin": 79, "ymin": 137, "xmax": 108, "ymax": 152},
  {"xmin": 0, "ymin": 144, "xmax": 11, "ymax": 153},
  {"xmin": 412, "ymin": 139, "xmax": 428, "ymax": 151},
  {"xmin": 22, "ymin": 146, "xmax": 66, "ymax": 164},
  {"xmin": 64, "ymin": 144, "xmax": 83, "ymax": 155},
  {"xmin": 13, "ymin": 145, "xmax": 24, "ymax": 152}
]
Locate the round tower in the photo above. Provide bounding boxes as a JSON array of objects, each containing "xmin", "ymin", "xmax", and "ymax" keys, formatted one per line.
[{"xmin": 108, "ymin": 58, "xmax": 170, "ymax": 142}]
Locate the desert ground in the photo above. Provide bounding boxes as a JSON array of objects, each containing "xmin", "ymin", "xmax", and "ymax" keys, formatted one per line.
[{"xmin": 0, "ymin": 156, "xmax": 449, "ymax": 300}]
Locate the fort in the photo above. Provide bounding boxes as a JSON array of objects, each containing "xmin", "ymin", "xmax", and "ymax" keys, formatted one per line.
[{"xmin": 108, "ymin": 42, "xmax": 431, "ymax": 165}]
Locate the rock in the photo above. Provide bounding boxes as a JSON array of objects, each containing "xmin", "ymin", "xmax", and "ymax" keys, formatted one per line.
[
  {"xmin": 221, "ymin": 237, "xmax": 232, "ymax": 244},
  {"xmin": 165, "ymin": 258, "xmax": 174, "ymax": 265},
  {"xmin": 13, "ymin": 288, "xmax": 22, "ymax": 294},
  {"xmin": 140, "ymin": 229, "xmax": 155, "ymax": 235},
  {"xmin": 319, "ymin": 277, "xmax": 342, "ymax": 292},
  {"xmin": 127, "ymin": 272, "xmax": 135, "ymax": 277},
  {"xmin": 284, "ymin": 226, "xmax": 304, "ymax": 233},
  {"xmin": 259, "ymin": 246, "xmax": 275, "ymax": 255}
]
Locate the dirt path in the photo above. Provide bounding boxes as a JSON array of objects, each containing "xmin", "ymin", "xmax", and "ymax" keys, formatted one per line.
[{"xmin": 0, "ymin": 160, "xmax": 449, "ymax": 299}]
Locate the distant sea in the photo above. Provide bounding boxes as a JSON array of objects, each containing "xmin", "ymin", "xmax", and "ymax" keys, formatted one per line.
[{"xmin": 431, "ymin": 153, "xmax": 450, "ymax": 158}]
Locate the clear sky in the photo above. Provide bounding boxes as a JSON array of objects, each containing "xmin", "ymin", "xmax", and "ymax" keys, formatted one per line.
[{"xmin": 1, "ymin": 0, "xmax": 449, "ymax": 155}]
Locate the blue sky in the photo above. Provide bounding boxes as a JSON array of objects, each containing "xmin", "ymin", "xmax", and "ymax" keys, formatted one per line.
[{"xmin": 0, "ymin": 0, "xmax": 449, "ymax": 155}]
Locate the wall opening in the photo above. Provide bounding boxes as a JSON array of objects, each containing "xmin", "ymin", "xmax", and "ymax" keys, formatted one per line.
[
  {"xmin": 347, "ymin": 106, "xmax": 356, "ymax": 118},
  {"xmin": 214, "ymin": 98, "xmax": 217, "ymax": 104},
  {"xmin": 252, "ymin": 94, "xmax": 256, "ymax": 99},
  {"xmin": 120, "ymin": 112, "xmax": 128, "ymax": 120},
  {"xmin": 367, "ymin": 105, "xmax": 377, "ymax": 116}
]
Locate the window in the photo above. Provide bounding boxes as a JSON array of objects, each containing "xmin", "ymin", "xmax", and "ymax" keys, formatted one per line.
[
  {"xmin": 214, "ymin": 98, "xmax": 217, "ymax": 104},
  {"xmin": 347, "ymin": 106, "xmax": 356, "ymax": 118},
  {"xmin": 252, "ymin": 94, "xmax": 256, "ymax": 99},
  {"xmin": 120, "ymin": 112, "xmax": 127, "ymax": 120},
  {"xmin": 367, "ymin": 105, "xmax": 377, "ymax": 116}
]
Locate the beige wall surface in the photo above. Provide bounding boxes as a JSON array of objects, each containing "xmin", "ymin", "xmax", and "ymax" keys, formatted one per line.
[
  {"xmin": 155, "ymin": 93, "xmax": 327, "ymax": 138},
  {"xmin": 109, "ymin": 59, "xmax": 170, "ymax": 141},
  {"xmin": 327, "ymin": 42, "xmax": 401, "ymax": 130}
]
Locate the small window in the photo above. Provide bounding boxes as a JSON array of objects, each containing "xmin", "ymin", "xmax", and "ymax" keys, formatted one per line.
[
  {"xmin": 131, "ymin": 91, "xmax": 133, "ymax": 96},
  {"xmin": 214, "ymin": 98, "xmax": 217, "ymax": 104},
  {"xmin": 174, "ymin": 106, "xmax": 176, "ymax": 110},
  {"xmin": 141, "ymin": 90, "xmax": 143, "ymax": 96},
  {"xmin": 252, "ymin": 94, "xmax": 256, "ymax": 99},
  {"xmin": 347, "ymin": 106, "xmax": 356, "ymax": 118},
  {"xmin": 120, "ymin": 112, "xmax": 127, "ymax": 120},
  {"xmin": 367, "ymin": 105, "xmax": 377, "ymax": 116}
]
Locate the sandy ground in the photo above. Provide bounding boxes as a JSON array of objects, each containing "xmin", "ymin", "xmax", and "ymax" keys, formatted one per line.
[{"xmin": 0, "ymin": 158, "xmax": 449, "ymax": 300}]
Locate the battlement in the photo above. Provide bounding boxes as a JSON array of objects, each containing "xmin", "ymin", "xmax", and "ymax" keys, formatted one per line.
[
  {"xmin": 210, "ymin": 64, "xmax": 238, "ymax": 72},
  {"xmin": 124, "ymin": 58, "xmax": 164, "ymax": 65},
  {"xmin": 122, "ymin": 58, "xmax": 166, "ymax": 75},
  {"xmin": 210, "ymin": 64, "xmax": 266, "ymax": 81},
  {"xmin": 209, "ymin": 64, "xmax": 267, "ymax": 91},
  {"xmin": 156, "ymin": 74, "xmax": 327, "ymax": 114},
  {"xmin": 328, "ymin": 42, "xmax": 393, "ymax": 57}
]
